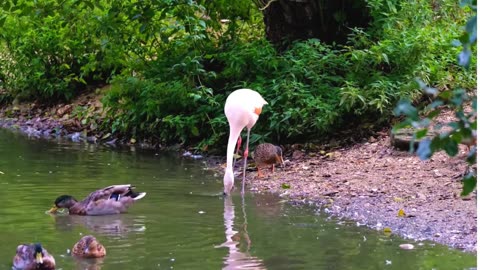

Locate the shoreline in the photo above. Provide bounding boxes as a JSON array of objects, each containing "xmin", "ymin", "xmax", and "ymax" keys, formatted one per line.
[
  {"xmin": 210, "ymin": 134, "xmax": 477, "ymax": 253},
  {"xmin": 0, "ymin": 101, "xmax": 476, "ymax": 253}
]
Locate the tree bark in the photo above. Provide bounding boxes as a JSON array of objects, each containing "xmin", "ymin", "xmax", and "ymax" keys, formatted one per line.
[{"xmin": 260, "ymin": 0, "xmax": 370, "ymax": 48}]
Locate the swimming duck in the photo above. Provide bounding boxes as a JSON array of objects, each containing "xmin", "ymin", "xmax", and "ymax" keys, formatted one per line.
[
  {"xmin": 13, "ymin": 243, "xmax": 56, "ymax": 270},
  {"xmin": 72, "ymin": 235, "xmax": 106, "ymax": 258},
  {"xmin": 253, "ymin": 143, "xmax": 284, "ymax": 178},
  {"xmin": 48, "ymin": 184, "xmax": 146, "ymax": 216}
]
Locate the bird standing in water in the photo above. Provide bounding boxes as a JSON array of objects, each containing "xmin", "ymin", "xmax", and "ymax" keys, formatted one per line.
[
  {"xmin": 253, "ymin": 143, "xmax": 284, "ymax": 178},
  {"xmin": 223, "ymin": 89, "xmax": 268, "ymax": 195}
]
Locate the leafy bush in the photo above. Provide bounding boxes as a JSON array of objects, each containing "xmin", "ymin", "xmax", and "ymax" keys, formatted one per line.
[
  {"xmin": 393, "ymin": 0, "xmax": 477, "ymax": 195},
  {"xmin": 0, "ymin": 0, "xmax": 125, "ymax": 101},
  {"xmin": 0, "ymin": 0, "xmax": 475, "ymax": 151}
]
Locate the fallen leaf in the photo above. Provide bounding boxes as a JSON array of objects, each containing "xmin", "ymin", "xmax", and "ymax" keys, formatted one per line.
[
  {"xmin": 325, "ymin": 152, "xmax": 335, "ymax": 158},
  {"xmin": 397, "ymin": 209, "xmax": 406, "ymax": 217},
  {"xmin": 383, "ymin": 227, "xmax": 392, "ymax": 236},
  {"xmin": 393, "ymin": 197, "xmax": 404, "ymax": 202},
  {"xmin": 281, "ymin": 183, "xmax": 291, "ymax": 189}
]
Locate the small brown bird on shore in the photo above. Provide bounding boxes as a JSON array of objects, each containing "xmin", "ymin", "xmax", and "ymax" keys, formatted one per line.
[
  {"xmin": 13, "ymin": 243, "xmax": 56, "ymax": 270},
  {"xmin": 253, "ymin": 143, "xmax": 284, "ymax": 178},
  {"xmin": 72, "ymin": 235, "xmax": 106, "ymax": 258}
]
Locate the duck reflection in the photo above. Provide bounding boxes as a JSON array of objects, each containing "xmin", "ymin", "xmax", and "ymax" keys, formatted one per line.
[
  {"xmin": 216, "ymin": 196, "xmax": 265, "ymax": 270},
  {"xmin": 51, "ymin": 214, "xmax": 146, "ymax": 237},
  {"xmin": 72, "ymin": 256, "xmax": 105, "ymax": 270}
]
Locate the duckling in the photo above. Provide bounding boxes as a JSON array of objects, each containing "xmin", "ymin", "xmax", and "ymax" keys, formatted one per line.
[
  {"xmin": 13, "ymin": 243, "xmax": 55, "ymax": 270},
  {"xmin": 253, "ymin": 143, "xmax": 284, "ymax": 178},
  {"xmin": 48, "ymin": 184, "xmax": 146, "ymax": 216},
  {"xmin": 72, "ymin": 235, "xmax": 106, "ymax": 258}
]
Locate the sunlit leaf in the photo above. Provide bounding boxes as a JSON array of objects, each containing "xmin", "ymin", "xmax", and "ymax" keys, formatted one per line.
[{"xmin": 415, "ymin": 129, "xmax": 428, "ymax": 140}]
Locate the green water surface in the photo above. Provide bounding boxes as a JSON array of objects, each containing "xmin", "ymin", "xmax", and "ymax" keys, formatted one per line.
[{"xmin": 0, "ymin": 129, "xmax": 476, "ymax": 270}]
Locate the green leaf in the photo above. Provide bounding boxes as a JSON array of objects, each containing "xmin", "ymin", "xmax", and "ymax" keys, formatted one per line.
[
  {"xmin": 415, "ymin": 129, "xmax": 428, "ymax": 139},
  {"xmin": 466, "ymin": 147, "xmax": 476, "ymax": 165},
  {"xmin": 281, "ymin": 183, "xmax": 291, "ymax": 189},
  {"xmin": 451, "ymin": 39, "xmax": 462, "ymax": 47},
  {"xmin": 444, "ymin": 139, "xmax": 459, "ymax": 157},
  {"xmin": 465, "ymin": 15, "xmax": 477, "ymax": 43},
  {"xmin": 461, "ymin": 173, "xmax": 476, "ymax": 196},
  {"xmin": 394, "ymin": 99, "xmax": 418, "ymax": 119},
  {"xmin": 191, "ymin": 126, "xmax": 199, "ymax": 136},
  {"xmin": 458, "ymin": 47, "xmax": 471, "ymax": 68}
]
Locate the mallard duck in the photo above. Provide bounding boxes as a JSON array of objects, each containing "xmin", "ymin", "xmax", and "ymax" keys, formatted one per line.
[
  {"xmin": 72, "ymin": 235, "xmax": 106, "ymax": 258},
  {"xmin": 253, "ymin": 143, "xmax": 284, "ymax": 178},
  {"xmin": 48, "ymin": 184, "xmax": 146, "ymax": 216},
  {"xmin": 13, "ymin": 243, "xmax": 56, "ymax": 270}
]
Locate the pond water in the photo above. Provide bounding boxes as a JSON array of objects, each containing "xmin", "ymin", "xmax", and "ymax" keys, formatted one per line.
[{"xmin": 0, "ymin": 129, "xmax": 476, "ymax": 270}]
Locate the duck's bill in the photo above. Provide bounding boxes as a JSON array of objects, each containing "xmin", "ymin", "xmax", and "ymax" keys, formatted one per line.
[
  {"xmin": 35, "ymin": 252, "xmax": 43, "ymax": 264},
  {"xmin": 47, "ymin": 206, "xmax": 58, "ymax": 213}
]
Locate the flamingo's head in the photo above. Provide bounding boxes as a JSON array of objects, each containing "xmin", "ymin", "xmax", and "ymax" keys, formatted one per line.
[{"xmin": 223, "ymin": 169, "xmax": 234, "ymax": 195}]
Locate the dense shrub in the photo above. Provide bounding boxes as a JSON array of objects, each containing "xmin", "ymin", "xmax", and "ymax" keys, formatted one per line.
[
  {"xmin": 0, "ymin": 0, "xmax": 126, "ymax": 101},
  {"xmin": 0, "ymin": 0, "xmax": 475, "ymax": 150}
]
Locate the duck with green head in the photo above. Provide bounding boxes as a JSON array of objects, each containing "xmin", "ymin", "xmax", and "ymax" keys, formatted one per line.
[
  {"xmin": 48, "ymin": 184, "xmax": 146, "ymax": 216},
  {"xmin": 13, "ymin": 243, "xmax": 55, "ymax": 270}
]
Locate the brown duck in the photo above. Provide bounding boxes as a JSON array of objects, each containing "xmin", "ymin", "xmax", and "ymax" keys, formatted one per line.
[
  {"xmin": 48, "ymin": 184, "xmax": 146, "ymax": 216},
  {"xmin": 72, "ymin": 235, "xmax": 106, "ymax": 258},
  {"xmin": 253, "ymin": 143, "xmax": 284, "ymax": 178},
  {"xmin": 13, "ymin": 243, "xmax": 56, "ymax": 270}
]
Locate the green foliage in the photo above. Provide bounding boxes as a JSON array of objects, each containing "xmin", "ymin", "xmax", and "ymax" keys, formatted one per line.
[
  {"xmin": 0, "ymin": 0, "xmax": 475, "ymax": 154},
  {"xmin": 393, "ymin": 0, "xmax": 477, "ymax": 195},
  {"xmin": 0, "ymin": 0, "xmax": 124, "ymax": 101}
]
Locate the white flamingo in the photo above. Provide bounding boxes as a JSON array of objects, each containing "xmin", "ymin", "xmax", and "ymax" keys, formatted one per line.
[{"xmin": 223, "ymin": 89, "xmax": 267, "ymax": 195}]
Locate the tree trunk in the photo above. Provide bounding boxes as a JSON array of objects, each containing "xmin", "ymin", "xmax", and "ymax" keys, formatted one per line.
[{"xmin": 260, "ymin": 0, "xmax": 370, "ymax": 47}]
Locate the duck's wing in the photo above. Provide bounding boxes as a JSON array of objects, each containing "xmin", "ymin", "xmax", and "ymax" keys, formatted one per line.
[
  {"xmin": 84, "ymin": 185, "xmax": 137, "ymax": 203},
  {"xmin": 41, "ymin": 248, "xmax": 56, "ymax": 269},
  {"xmin": 13, "ymin": 244, "xmax": 33, "ymax": 269}
]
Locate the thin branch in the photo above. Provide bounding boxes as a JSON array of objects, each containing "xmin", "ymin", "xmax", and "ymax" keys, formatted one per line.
[{"xmin": 258, "ymin": 0, "xmax": 278, "ymax": 11}]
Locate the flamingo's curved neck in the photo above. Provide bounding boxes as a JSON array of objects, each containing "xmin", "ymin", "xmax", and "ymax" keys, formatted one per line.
[{"xmin": 226, "ymin": 125, "xmax": 243, "ymax": 172}]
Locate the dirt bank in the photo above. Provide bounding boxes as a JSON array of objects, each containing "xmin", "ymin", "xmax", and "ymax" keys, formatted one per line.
[
  {"xmin": 211, "ymin": 133, "xmax": 477, "ymax": 252},
  {"xmin": 0, "ymin": 93, "xmax": 476, "ymax": 252}
]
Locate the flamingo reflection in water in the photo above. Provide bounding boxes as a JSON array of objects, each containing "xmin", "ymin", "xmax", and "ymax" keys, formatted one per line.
[{"xmin": 216, "ymin": 196, "xmax": 266, "ymax": 270}]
